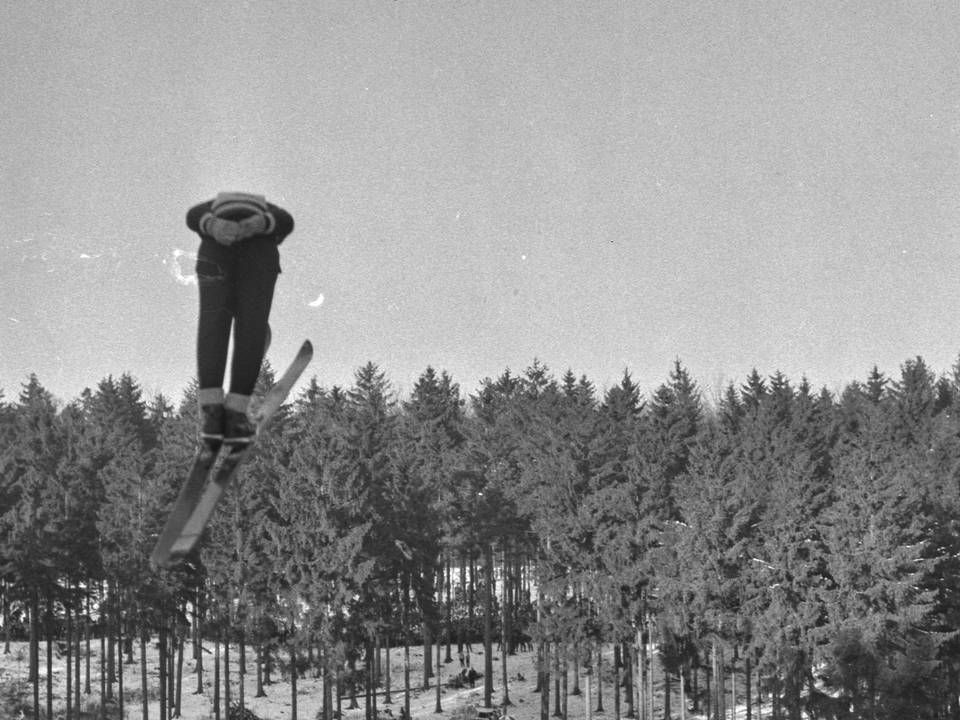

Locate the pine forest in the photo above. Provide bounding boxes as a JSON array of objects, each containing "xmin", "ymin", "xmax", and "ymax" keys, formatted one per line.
[{"xmin": 3, "ymin": 354, "xmax": 960, "ymax": 720}]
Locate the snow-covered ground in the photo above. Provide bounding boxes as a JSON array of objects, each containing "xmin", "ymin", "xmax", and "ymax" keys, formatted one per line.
[
  {"xmin": 0, "ymin": 639, "xmax": 761, "ymax": 720},
  {"xmin": 1, "ymin": 640, "xmax": 589, "ymax": 720}
]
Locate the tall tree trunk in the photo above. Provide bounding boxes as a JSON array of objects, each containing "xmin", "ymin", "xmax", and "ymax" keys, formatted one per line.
[
  {"xmin": 646, "ymin": 615, "xmax": 654, "ymax": 720},
  {"xmin": 613, "ymin": 644, "xmax": 621, "ymax": 720},
  {"xmin": 373, "ymin": 635, "xmax": 380, "ymax": 695},
  {"xmin": 710, "ymin": 641, "xmax": 718, "ymax": 720},
  {"xmin": 403, "ymin": 572, "xmax": 412, "ymax": 720},
  {"xmin": 369, "ymin": 638, "xmax": 377, "ymax": 720},
  {"xmin": 468, "ymin": 553, "xmax": 476, "ymax": 666},
  {"xmin": 214, "ymin": 636, "xmax": 221, "ymax": 720},
  {"xmin": 140, "ymin": 626, "xmax": 149, "ymax": 720},
  {"xmin": 97, "ymin": 598, "xmax": 106, "ymax": 720},
  {"xmin": 572, "ymin": 647, "xmax": 581, "ymax": 697},
  {"xmin": 347, "ymin": 656, "xmax": 360, "ymax": 709},
  {"xmin": 435, "ymin": 629, "xmax": 442, "ymax": 713},
  {"xmin": 164, "ymin": 613, "xmax": 177, "ymax": 717},
  {"xmin": 264, "ymin": 640, "xmax": 273, "ymax": 686},
  {"xmin": 290, "ymin": 643, "xmax": 299, "ymax": 720},
  {"xmin": 585, "ymin": 667, "xmax": 593, "ymax": 720},
  {"xmin": 224, "ymin": 631, "xmax": 232, "ymax": 717},
  {"xmin": 483, "ymin": 543, "xmax": 494, "ymax": 708},
  {"xmin": 680, "ymin": 663, "xmax": 687, "ymax": 720},
  {"xmin": 338, "ymin": 666, "xmax": 345, "ymax": 717},
  {"xmin": 239, "ymin": 630, "xmax": 246, "ymax": 717},
  {"xmin": 159, "ymin": 620, "xmax": 168, "ymax": 720},
  {"xmin": 175, "ymin": 620, "xmax": 184, "ymax": 718},
  {"xmin": 637, "ymin": 631, "xmax": 644, "ymax": 720},
  {"xmin": 444, "ymin": 556, "xmax": 453, "ymax": 663},
  {"xmin": 323, "ymin": 645, "xmax": 334, "ymax": 720},
  {"xmin": 705, "ymin": 660, "xmax": 712, "ymax": 720},
  {"xmin": 28, "ymin": 593, "xmax": 36, "ymax": 684},
  {"xmin": 554, "ymin": 643, "xmax": 563, "ymax": 718},
  {"xmin": 85, "ymin": 592, "xmax": 92, "ymax": 695},
  {"xmin": 115, "ymin": 584, "xmax": 124, "ymax": 720},
  {"xmin": 384, "ymin": 632, "xmax": 392, "ymax": 705},
  {"xmin": 771, "ymin": 673, "xmax": 780, "ymax": 720},
  {"xmin": 540, "ymin": 640, "xmax": 550, "ymax": 720},
  {"xmin": 66, "ymin": 588, "xmax": 73, "ymax": 720},
  {"xmin": 168, "ymin": 621, "xmax": 175, "ymax": 719},
  {"xmin": 46, "ymin": 594, "xmax": 54, "ymax": 720},
  {"xmin": 75, "ymin": 600, "xmax": 81, "ymax": 712},
  {"xmin": 730, "ymin": 648, "xmax": 736, "ymax": 720},
  {"xmin": 422, "ymin": 622, "xmax": 432, "ymax": 689},
  {"xmin": 756, "ymin": 662, "xmax": 762, "ymax": 720},
  {"xmin": 29, "ymin": 591, "xmax": 38, "ymax": 720},
  {"xmin": 535, "ymin": 635, "xmax": 543, "ymax": 693},
  {"xmin": 719, "ymin": 645, "xmax": 726, "ymax": 720},
  {"xmin": 106, "ymin": 585, "xmax": 115, "ymax": 702},
  {"xmin": 400, "ymin": 572, "xmax": 411, "ymax": 718},
  {"xmin": 501, "ymin": 545, "xmax": 511, "ymax": 656},
  {"xmin": 663, "ymin": 667, "xmax": 672, "ymax": 720},
  {"xmin": 692, "ymin": 659, "xmax": 700, "ymax": 714},
  {"xmin": 501, "ymin": 545, "xmax": 511, "ymax": 707},
  {"xmin": 256, "ymin": 643, "xmax": 267, "ymax": 697},
  {"xmin": 195, "ymin": 587, "xmax": 204, "ymax": 695},
  {"xmin": 596, "ymin": 647, "xmax": 604, "ymax": 713},
  {"xmin": 457, "ymin": 557, "xmax": 467, "ymax": 659}
]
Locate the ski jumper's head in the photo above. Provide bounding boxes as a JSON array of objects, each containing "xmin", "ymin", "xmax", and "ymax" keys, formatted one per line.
[{"xmin": 211, "ymin": 192, "xmax": 268, "ymax": 221}]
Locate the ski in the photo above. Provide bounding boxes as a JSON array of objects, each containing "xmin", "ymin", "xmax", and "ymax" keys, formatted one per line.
[{"xmin": 150, "ymin": 340, "xmax": 313, "ymax": 569}]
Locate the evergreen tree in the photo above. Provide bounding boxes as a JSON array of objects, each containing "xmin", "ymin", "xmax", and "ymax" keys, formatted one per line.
[
  {"xmin": 0, "ymin": 376, "xmax": 67, "ymax": 715},
  {"xmin": 580, "ymin": 371, "xmax": 648, "ymax": 647},
  {"xmin": 399, "ymin": 366, "xmax": 466, "ymax": 613},
  {"xmin": 265, "ymin": 378, "xmax": 370, "ymax": 710},
  {"xmin": 648, "ymin": 359, "xmax": 702, "ymax": 520},
  {"xmin": 0, "ymin": 376, "xmax": 65, "ymax": 593},
  {"xmin": 820, "ymin": 359, "xmax": 953, "ymax": 715}
]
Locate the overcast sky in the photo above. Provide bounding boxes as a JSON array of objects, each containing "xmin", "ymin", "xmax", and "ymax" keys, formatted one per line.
[{"xmin": 2, "ymin": 1, "xmax": 959, "ymax": 405}]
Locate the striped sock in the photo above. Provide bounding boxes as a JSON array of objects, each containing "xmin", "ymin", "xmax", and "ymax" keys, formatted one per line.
[{"xmin": 224, "ymin": 393, "xmax": 252, "ymax": 414}]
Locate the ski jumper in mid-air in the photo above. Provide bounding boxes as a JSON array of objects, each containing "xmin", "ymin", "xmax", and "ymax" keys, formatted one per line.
[
  {"xmin": 186, "ymin": 192, "xmax": 294, "ymax": 447},
  {"xmin": 150, "ymin": 194, "xmax": 308, "ymax": 569}
]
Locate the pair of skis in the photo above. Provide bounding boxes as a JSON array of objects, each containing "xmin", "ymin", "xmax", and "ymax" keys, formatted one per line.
[{"xmin": 150, "ymin": 340, "xmax": 313, "ymax": 569}]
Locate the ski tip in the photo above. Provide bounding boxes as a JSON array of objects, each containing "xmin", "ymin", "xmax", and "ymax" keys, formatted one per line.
[{"xmin": 301, "ymin": 339, "xmax": 313, "ymax": 355}]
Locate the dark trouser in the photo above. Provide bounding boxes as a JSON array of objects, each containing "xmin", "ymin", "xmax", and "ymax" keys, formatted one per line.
[{"xmin": 196, "ymin": 241, "xmax": 280, "ymax": 397}]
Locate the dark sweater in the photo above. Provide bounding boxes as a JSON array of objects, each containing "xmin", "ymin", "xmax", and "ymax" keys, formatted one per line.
[
  {"xmin": 186, "ymin": 198, "xmax": 294, "ymax": 244},
  {"xmin": 186, "ymin": 196, "xmax": 294, "ymax": 272}
]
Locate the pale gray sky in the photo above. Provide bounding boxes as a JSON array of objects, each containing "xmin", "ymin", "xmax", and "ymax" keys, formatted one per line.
[{"xmin": 2, "ymin": 1, "xmax": 959, "ymax": 403}]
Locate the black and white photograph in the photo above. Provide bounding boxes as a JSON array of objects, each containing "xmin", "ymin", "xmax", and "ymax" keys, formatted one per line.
[{"xmin": 2, "ymin": 2, "xmax": 959, "ymax": 718}]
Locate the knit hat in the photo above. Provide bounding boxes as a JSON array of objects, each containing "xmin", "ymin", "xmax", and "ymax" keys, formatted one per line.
[{"xmin": 211, "ymin": 192, "xmax": 268, "ymax": 220}]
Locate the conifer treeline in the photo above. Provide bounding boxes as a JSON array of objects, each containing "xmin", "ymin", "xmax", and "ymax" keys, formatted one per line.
[{"xmin": 2, "ymin": 355, "xmax": 960, "ymax": 720}]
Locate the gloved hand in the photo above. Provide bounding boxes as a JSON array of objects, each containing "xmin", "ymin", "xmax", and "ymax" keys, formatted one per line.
[
  {"xmin": 203, "ymin": 215, "xmax": 241, "ymax": 245},
  {"xmin": 236, "ymin": 213, "xmax": 268, "ymax": 240}
]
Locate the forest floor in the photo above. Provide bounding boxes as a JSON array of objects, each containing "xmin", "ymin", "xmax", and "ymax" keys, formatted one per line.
[{"xmin": 0, "ymin": 638, "xmax": 759, "ymax": 720}]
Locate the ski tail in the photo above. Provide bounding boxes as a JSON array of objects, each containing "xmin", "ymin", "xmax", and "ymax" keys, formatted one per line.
[
  {"xmin": 150, "ymin": 447, "xmax": 219, "ymax": 568},
  {"xmin": 163, "ymin": 446, "xmax": 248, "ymax": 563}
]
